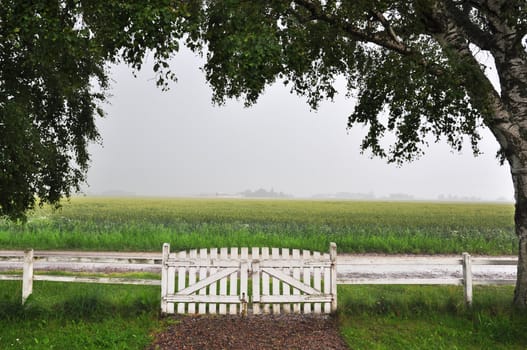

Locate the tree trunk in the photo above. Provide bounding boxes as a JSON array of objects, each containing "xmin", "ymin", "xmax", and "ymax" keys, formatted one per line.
[
  {"xmin": 512, "ymin": 169, "xmax": 527, "ymax": 307},
  {"xmin": 428, "ymin": 2, "xmax": 527, "ymax": 307}
]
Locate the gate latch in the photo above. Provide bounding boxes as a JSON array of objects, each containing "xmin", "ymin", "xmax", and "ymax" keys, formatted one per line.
[{"xmin": 240, "ymin": 292, "xmax": 248, "ymax": 317}]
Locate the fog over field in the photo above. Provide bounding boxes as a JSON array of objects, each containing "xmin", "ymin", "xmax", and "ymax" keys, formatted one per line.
[{"xmin": 84, "ymin": 47, "xmax": 513, "ymax": 201}]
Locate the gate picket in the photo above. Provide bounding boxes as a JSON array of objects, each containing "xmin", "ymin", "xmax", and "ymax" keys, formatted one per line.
[
  {"xmin": 177, "ymin": 250, "xmax": 186, "ymax": 313},
  {"xmin": 303, "ymin": 250, "xmax": 311, "ymax": 314},
  {"xmin": 229, "ymin": 248, "xmax": 238, "ymax": 315},
  {"xmin": 271, "ymin": 248, "xmax": 280, "ymax": 314},
  {"xmin": 323, "ymin": 252, "xmax": 331, "ymax": 313},
  {"xmin": 282, "ymin": 248, "xmax": 291, "ymax": 313},
  {"xmin": 219, "ymin": 247, "xmax": 228, "ymax": 315},
  {"xmin": 292, "ymin": 249, "xmax": 301, "ymax": 313},
  {"xmin": 261, "ymin": 247, "xmax": 270, "ymax": 314},
  {"xmin": 188, "ymin": 249, "xmax": 197, "ymax": 313},
  {"xmin": 252, "ymin": 247, "xmax": 261, "ymax": 314},
  {"xmin": 313, "ymin": 251, "xmax": 321, "ymax": 314},
  {"xmin": 209, "ymin": 248, "xmax": 218, "ymax": 314},
  {"xmin": 198, "ymin": 248, "xmax": 207, "ymax": 314}
]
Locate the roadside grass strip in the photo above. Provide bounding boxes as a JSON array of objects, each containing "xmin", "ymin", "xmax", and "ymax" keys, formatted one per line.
[{"xmin": 338, "ymin": 285, "xmax": 527, "ymax": 349}]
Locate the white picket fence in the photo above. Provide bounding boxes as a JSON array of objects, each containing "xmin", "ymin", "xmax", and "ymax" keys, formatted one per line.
[
  {"xmin": 0, "ymin": 247, "xmax": 518, "ymax": 310},
  {"xmin": 160, "ymin": 243, "xmax": 338, "ymax": 315}
]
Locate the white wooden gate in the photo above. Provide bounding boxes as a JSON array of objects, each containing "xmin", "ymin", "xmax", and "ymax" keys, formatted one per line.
[{"xmin": 161, "ymin": 243, "xmax": 337, "ymax": 315}]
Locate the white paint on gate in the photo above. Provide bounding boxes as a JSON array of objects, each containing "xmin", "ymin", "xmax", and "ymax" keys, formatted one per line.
[{"xmin": 160, "ymin": 243, "xmax": 337, "ymax": 315}]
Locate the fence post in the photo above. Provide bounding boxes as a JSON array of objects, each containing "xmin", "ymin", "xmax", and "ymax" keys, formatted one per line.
[
  {"xmin": 161, "ymin": 243, "xmax": 170, "ymax": 314},
  {"xmin": 22, "ymin": 249, "xmax": 34, "ymax": 304},
  {"xmin": 330, "ymin": 242, "xmax": 337, "ymax": 312},
  {"xmin": 462, "ymin": 252, "xmax": 473, "ymax": 307}
]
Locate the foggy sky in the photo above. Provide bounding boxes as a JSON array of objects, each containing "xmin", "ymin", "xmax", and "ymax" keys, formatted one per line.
[{"xmin": 84, "ymin": 47, "xmax": 514, "ymax": 201}]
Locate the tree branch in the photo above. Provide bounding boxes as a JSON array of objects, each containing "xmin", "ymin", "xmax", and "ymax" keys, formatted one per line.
[
  {"xmin": 370, "ymin": 10, "xmax": 404, "ymax": 48},
  {"xmin": 291, "ymin": 0, "xmax": 412, "ymax": 55},
  {"xmin": 444, "ymin": 0, "xmax": 496, "ymax": 51}
]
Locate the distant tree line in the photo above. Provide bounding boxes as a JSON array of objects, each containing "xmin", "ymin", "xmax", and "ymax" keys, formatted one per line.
[{"xmin": 240, "ymin": 188, "xmax": 291, "ymax": 198}]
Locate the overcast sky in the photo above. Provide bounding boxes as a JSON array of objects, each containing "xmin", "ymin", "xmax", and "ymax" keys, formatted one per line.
[{"xmin": 84, "ymin": 47, "xmax": 514, "ymax": 201}]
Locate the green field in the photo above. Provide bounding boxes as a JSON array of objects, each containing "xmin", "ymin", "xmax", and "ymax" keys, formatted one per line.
[
  {"xmin": 0, "ymin": 197, "xmax": 523, "ymax": 349},
  {"xmin": 0, "ymin": 197, "xmax": 516, "ymax": 254}
]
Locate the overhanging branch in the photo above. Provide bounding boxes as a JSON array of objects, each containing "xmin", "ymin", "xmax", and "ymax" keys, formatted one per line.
[{"xmin": 291, "ymin": 0, "xmax": 412, "ymax": 55}]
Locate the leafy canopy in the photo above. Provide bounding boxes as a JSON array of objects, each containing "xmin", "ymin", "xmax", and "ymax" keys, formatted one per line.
[
  {"xmin": 0, "ymin": 0, "xmax": 184, "ymax": 220},
  {"xmin": 182, "ymin": 1, "xmax": 509, "ymax": 161}
]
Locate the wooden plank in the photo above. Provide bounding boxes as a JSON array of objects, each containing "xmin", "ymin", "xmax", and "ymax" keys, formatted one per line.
[
  {"xmin": 330, "ymin": 243, "xmax": 337, "ymax": 312},
  {"xmin": 282, "ymin": 248, "xmax": 291, "ymax": 313},
  {"xmin": 33, "ymin": 275, "xmax": 161, "ymax": 285},
  {"xmin": 161, "ymin": 244, "xmax": 170, "ymax": 313},
  {"xmin": 271, "ymin": 248, "xmax": 281, "ymax": 314},
  {"xmin": 473, "ymin": 279, "xmax": 516, "ymax": 285},
  {"xmin": 260, "ymin": 295, "xmax": 332, "ymax": 303},
  {"xmin": 167, "ymin": 245, "xmax": 176, "ymax": 314},
  {"xmin": 323, "ymin": 253, "xmax": 331, "ymax": 313},
  {"xmin": 0, "ymin": 275, "xmax": 22, "ymax": 281},
  {"xmin": 167, "ymin": 265, "xmax": 176, "ymax": 313},
  {"xmin": 22, "ymin": 249, "xmax": 34, "ymax": 304},
  {"xmin": 0, "ymin": 257, "xmax": 24, "ymax": 262},
  {"xmin": 338, "ymin": 258, "xmax": 463, "ymax": 265},
  {"xmin": 303, "ymin": 250, "xmax": 311, "ymax": 314},
  {"xmin": 219, "ymin": 248, "xmax": 228, "ymax": 315},
  {"xmin": 209, "ymin": 248, "xmax": 218, "ymax": 314},
  {"xmin": 463, "ymin": 252, "xmax": 473, "ymax": 307},
  {"xmin": 292, "ymin": 249, "xmax": 301, "ymax": 313},
  {"xmin": 336, "ymin": 278, "xmax": 463, "ymax": 285},
  {"xmin": 198, "ymin": 248, "xmax": 208, "ymax": 314},
  {"xmin": 229, "ymin": 248, "xmax": 239, "ymax": 315},
  {"xmin": 32, "ymin": 256, "xmax": 161, "ymax": 265},
  {"xmin": 177, "ymin": 250, "xmax": 187, "ymax": 314},
  {"xmin": 167, "ymin": 259, "xmax": 241, "ymax": 268},
  {"xmin": 259, "ymin": 260, "xmax": 331, "ymax": 268},
  {"xmin": 188, "ymin": 249, "xmax": 197, "ymax": 314},
  {"xmin": 240, "ymin": 248, "xmax": 249, "ymax": 316},
  {"xmin": 261, "ymin": 247, "xmax": 270, "ymax": 314},
  {"xmin": 471, "ymin": 259, "xmax": 517, "ymax": 266},
  {"xmin": 313, "ymin": 251, "xmax": 321, "ymax": 314},
  {"xmin": 252, "ymin": 248, "xmax": 261, "ymax": 315},
  {"xmin": 167, "ymin": 295, "xmax": 241, "ymax": 303}
]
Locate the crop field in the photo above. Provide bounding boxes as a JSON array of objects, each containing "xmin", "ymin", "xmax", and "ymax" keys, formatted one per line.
[{"xmin": 0, "ymin": 197, "xmax": 516, "ymax": 254}]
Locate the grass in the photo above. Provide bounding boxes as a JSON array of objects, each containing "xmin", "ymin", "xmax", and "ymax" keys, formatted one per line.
[
  {"xmin": 0, "ymin": 280, "xmax": 162, "ymax": 349},
  {"xmin": 1, "ymin": 281, "xmax": 526, "ymax": 349},
  {"xmin": 0, "ymin": 197, "xmax": 517, "ymax": 254},
  {"xmin": 338, "ymin": 285, "xmax": 527, "ymax": 349}
]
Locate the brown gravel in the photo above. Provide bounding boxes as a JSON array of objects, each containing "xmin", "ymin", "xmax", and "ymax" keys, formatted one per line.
[{"xmin": 148, "ymin": 314, "xmax": 350, "ymax": 350}]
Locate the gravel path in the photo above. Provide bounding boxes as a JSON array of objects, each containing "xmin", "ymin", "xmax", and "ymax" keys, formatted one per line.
[{"xmin": 148, "ymin": 314, "xmax": 349, "ymax": 350}]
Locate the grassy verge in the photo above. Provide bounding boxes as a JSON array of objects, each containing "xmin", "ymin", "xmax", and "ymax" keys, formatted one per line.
[
  {"xmin": 338, "ymin": 285, "xmax": 527, "ymax": 349},
  {"xmin": 0, "ymin": 197, "xmax": 517, "ymax": 255},
  {"xmin": 1, "ymin": 281, "xmax": 525, "ymax": 349},
  {"xmin": 0, "ymin": 281, "xmax": 162, "ymax": 349}
]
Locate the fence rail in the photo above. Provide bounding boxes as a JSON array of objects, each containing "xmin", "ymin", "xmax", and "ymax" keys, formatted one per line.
[
  {"xmin": 0, "ymin": 249, "xmax": 161, "ymax": 303},
  {"xmin": 337, "ymin": 252, "xmax": 517, "ymax": 306},
  {"xmin": 0, "ymin": 249, "xmax": 518, "ymax": 308}
]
